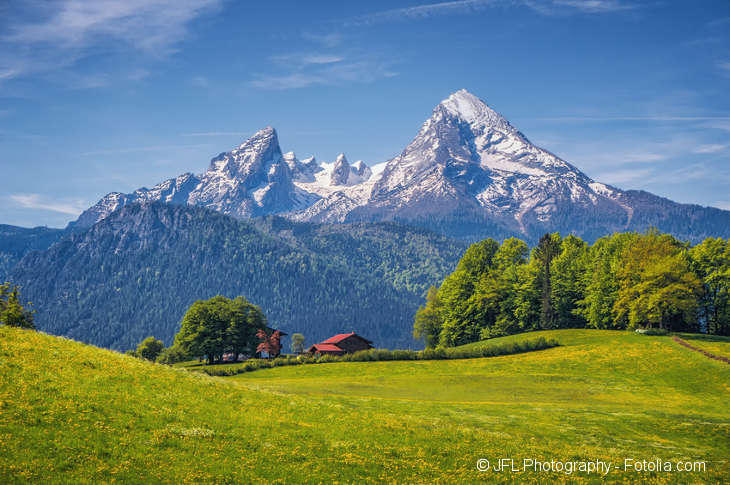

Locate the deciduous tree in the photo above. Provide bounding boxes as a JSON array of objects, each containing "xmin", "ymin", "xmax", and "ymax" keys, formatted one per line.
[
  {"xmin": 257, "ymin": 329, "xmax": 283, "ymax": 358},
  {"xmin": 174, "ymin": 295, "xmax": 267, "ymax": 364},
  {"xmin": 614, "ymin": 230, "xmax": 702, "ymax": 331},
  {"xmin": 136, "ymin": 336, "xmax": 164, "ymax": 361},
  {"xmin": 290, "ymin": 333, "xmax": 305, "ymax": 354}
]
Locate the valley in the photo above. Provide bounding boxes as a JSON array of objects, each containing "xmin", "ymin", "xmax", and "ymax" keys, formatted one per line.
[{"xmin": 1, "ymin": 327, "xmax": 727, "ymax": 484}]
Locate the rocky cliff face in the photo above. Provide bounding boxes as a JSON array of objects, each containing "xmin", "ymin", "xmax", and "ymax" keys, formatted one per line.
[{"xmin": 70, "ymin": 90, "xmax": 730, "ymax": 243}]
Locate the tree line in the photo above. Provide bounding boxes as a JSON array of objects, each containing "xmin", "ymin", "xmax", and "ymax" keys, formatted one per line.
[{"xmin": 414, "ymin": 230, "xmax": 730, "ymax": 347}]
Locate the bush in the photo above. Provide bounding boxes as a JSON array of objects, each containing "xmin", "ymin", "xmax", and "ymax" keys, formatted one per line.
[
  {"xmin": 316, "ymin": 354, "xmax": 336, "ymax": 364},
  {"xmin": 635, "ymin": 328, "xmax": 669, "ymax": 336},
  {"xmin": 156, "ymin": 345, "xmax": 189, "ymax": 365},
  {"xmin": 193, "ymin": 338, "xmax": 559, "ymax": 375}
]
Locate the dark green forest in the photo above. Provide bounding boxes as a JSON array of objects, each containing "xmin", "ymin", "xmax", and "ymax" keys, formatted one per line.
[
  {"xmin": 9, "ymin": 203, "xmax": 467, "ymax": 350},
  {"xmin": 0, "ymin": 225, "xmax": 64, "ymax": 281},
  {"xmin": 414, "ymin": 230, "xmax": 730, "ymax": 347}
]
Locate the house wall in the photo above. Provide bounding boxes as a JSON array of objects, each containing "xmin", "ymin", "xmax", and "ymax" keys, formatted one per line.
[{"xmin": 336, "ymin": 336, "xmax": 372, "ymax": 354}]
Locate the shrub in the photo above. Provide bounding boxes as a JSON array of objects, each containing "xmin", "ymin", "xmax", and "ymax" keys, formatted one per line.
[
  {"xmin": 635, "ymin": 328, "xmax": 669, "ymax": 336},
  {"xmin": 192, "ymin": 338, "xmax": 559, "ymax": 375},
  {"xmin": 316, "ymin": 354, "xmax": 336, "ymax": 364},
  {"xmin": 156, "ymin": 345, "xmax": 189, "ymax": 365}
]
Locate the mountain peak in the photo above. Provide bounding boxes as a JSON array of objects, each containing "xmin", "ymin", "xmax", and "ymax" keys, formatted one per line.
[
  {"xmin": 331, "ymin": 153, "xmax": 351, "ymax": 185},
  {"xmin": 237, "ymin": 126, "xmax": 278, "ymax": 149},
  {"xmin": 438, "ymin": 89, "xmax": 513, "ymax": 132}
]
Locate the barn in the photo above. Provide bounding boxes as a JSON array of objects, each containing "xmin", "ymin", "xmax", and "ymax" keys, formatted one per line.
[{"xmin": 306, "ymin": 332, "xmax": 373, "ymax": 355}]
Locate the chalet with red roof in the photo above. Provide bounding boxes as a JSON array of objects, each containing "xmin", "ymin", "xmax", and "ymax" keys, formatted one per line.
[{"xmin": 306, "ymin": 332, "xmax": 373, "ymax": 356}]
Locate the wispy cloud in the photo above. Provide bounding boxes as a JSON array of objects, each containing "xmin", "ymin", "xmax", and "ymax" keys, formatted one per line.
[
  {"xmin": 530, "ymin": 115, "xmax": 730, "ymax": 122},
  {"xmin": 716, "ymin": 60, "xmax": 730, "ymax": 77},
  {"xmin": 703, "ymin": 120, "xmax": 730, "ymax": 132},
  {"xmin": 251, "ymin": 59, "xmax": 399, "ymax": 90},
  {"xmin": 251, "ymin": 31, "xmax": 399, "ymax": 91},
  {"xmin": 694, "ymin": 144, "xmax": 727, "ymax": 154},
  {"xmin": 649, "ymin": 162, "xmax": 730, "ymax": 186},
  {"xmin": 270, "ymin": 53, "xmax": 345, "ymax": 68},
  {"xmin": 1, "ymin": 0, "xmax": 221, "ymax": 82},
  {"xmin": 548, "ymin": 0, "xmax": 637, "ymax": 13},
  {"xmin": 301, "ymin": 32, "xmax": 343, "ymax": 48},
  {"xmin": 712, "ymin": 200, "xmax": 730, "ymax": 211},
  {"xmin": 80, "ymin": 143, "xmax": 212, "ymax": 156},
  {"xmin": 181, "ymin": 132, "xmax": 248, "ymax": 137},
  {"xmin": 593, "ymin": 168, "xmax": 654, "ymax": 185},
  {"xmin": 9, "ymin": 193, "xmax": 88, "ymax": 215},
  {"xmin": 346, "ymin": 0, "xmax": 639, "ymax": 25}
]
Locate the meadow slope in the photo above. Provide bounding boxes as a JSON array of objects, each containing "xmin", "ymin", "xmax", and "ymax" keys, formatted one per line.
[{"xmin": 1, "ymin": 327, "xmax": 728, "ymax": 484}]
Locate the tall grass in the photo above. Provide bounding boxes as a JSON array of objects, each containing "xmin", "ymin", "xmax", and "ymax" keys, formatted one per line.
[{"xmin": 201, "ymin": 337, "xmax": 559, "ymax": 376}]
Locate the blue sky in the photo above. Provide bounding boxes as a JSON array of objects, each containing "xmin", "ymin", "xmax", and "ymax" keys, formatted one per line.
[{"xmin": 1, "ymin": 0, "xmax": 729, "ymax": 228}]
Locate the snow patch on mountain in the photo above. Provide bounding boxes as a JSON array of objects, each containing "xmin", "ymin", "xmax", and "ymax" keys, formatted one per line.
[{"xmin": 70, "ymin": 89, "xmax": 730, "ymax": 242}]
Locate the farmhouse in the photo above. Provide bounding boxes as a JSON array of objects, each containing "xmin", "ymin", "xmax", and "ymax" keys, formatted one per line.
[{"xmin": 306, "ymin": 332, "xmax": 373, "ymax": 356}]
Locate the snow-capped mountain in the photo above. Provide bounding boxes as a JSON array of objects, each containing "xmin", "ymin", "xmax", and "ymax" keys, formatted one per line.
[{"xmin": 71, "ymin": 89, "xmax": 730, "ymax": 242}]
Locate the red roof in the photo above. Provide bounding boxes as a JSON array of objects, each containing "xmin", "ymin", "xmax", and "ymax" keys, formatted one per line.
[
  {"xmin": 321, "ymin": 332, "xmax": 356, "ymax": 344},
  {"xmin": 310, "ymin": 343, "xmax": 345, "ymax": 353},
  {"xmin": 321, "ymin": 332, "xmax": 372, "ymax": 345}
]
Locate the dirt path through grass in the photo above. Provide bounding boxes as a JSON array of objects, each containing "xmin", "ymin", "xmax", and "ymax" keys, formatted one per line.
[{"xmin": 673, "ymin": 336, "xmax": 730, "ymax": 364}]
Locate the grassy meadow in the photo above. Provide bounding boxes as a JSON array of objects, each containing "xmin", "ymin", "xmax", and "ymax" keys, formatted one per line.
[
  {"xmin": 674, "ymin": 333, "xmax": 730, "ymax": 359},
  {"xmin": 1, "ymin": 327, "xmax": 728, "ymax": 483}
]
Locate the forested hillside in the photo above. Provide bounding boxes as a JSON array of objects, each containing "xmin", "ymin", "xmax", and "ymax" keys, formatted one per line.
[
  {"xmin": 0, "ymin": 225, "xmax": 65, "ymax": 281},
  {"xmin": 415, "ymin": 230, "xmax": 730, "ymax": 347},
  {"xmin": 10, "ymin": 203, "xmax": 466, "ymax": 350}
]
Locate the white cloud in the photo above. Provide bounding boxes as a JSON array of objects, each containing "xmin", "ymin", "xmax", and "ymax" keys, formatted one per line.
[
  {"xmin": 593, "ymin": 168, "xmax": 654, "ymax": 185},
  {"xmin": 189, "ymin": 75, "xmax": 210, "ymax": 88},
  {"xmin": 251, "ymin": 47, "xmax": 398, "ymax": 90},
  {"xmin": 704, "ymin": 120, "xmax": 730, "ymax": 132},
  {"xmin": 9, "ymin": 193, "xmax": 88, "ymax": 216},
  {"xmin": 270, "ymin": 53, "xmax": 345, "ymax": 68},
  {"xmin": 181, "ymin": 132, "xmax": 248, "ymax": 137},
  {"xmin": 531, "ymin": 116, "xmax": 730, "ymax": 122},
  {"xmin": 347, "ymin": 0, "xmax": 640, "ymax": 25},
  {"xmin": 301, "ymin": 55, "xmax": 344, "ymax": 65},
  {"xmin": 80, "ymin": 143, "xmax": 212, "ymax": 156},
  {"xmin": 250, "ymin": 72, "xmax": 325, "ymax": 90},
  {"xmin": 301, "ymin": 32, "xmax": 343, "ymax": 48},
  {"xmin": 6, "ymin": 0, "xmax": 220, "ymax": 53},
  {"xmin": 550, "ymin": 0, "xmax": 636, "ymax": 13},
  {"xmin": 694, "ymin": 144, "xmax": 727, "ymax": 154},
  {"xmin": 1, "ymin": 0, "xmax": 221, "ymax": 81},
  {"xmin": 712, "ymin": 201, "xmax": 730, "ymax": 211}
]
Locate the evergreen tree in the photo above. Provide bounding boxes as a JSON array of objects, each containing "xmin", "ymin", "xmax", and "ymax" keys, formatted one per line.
[
  {"xmin": 0, "ymin": 282, "xmax": 34, "ymax": 329},
  {"xmin": 534, "ymin": 233, "xmax": 562, "ymax": 329}
]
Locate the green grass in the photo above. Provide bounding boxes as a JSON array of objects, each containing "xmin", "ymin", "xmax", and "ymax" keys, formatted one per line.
[
  {"xmin": 1, "ymin": 327, "xmax": 728, "ymax": 483},
  {"xmin": 674, "ymin": 332, "xmax": 730, "ymax": 359}
]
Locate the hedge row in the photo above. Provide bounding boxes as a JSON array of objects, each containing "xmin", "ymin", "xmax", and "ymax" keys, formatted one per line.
[{"xmin": 200, "ymin": 337, "xmax": 559, "ymax": 376}]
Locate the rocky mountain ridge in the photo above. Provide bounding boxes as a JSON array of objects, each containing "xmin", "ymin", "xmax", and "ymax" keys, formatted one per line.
[{"xmin": 71, "ymin": 89, "xmax": 730, "ymax": 242}]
